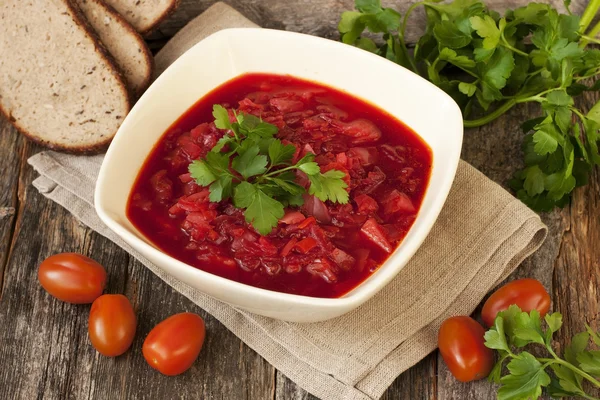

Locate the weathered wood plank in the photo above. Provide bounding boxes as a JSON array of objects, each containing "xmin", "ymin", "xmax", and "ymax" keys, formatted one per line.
[
  {"xmin": 382, "ymin": 355, "xmax": 437, "ymax": 400},
  {"xmin": 552, "ymin": 91, "xmax": 600, "ymax": 399},
  {"xmin": 0, "ymin": 116, "xmax": 24, "ymax": 298}
]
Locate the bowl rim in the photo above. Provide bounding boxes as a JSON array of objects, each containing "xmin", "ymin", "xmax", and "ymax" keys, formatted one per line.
[{"xmin": 95, "ymin": 27, "xmax": 463, "ymax": 310}]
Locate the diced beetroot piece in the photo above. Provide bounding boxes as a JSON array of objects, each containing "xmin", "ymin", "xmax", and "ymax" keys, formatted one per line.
[
  {"xmin": 181, "ymin": 141, "xmax": 203, "ymax": 159},
  {"xmin": 316, "ymin": 104, "xmax": 348, "ymax": 120},
  {"xmin": 190, "ymin": 123, "xmax": 209, "ymax": 140},
  {"xmin": 294, "ymin": 237, "xmax": 318, "ymax": 254},
  {"xmin": 354, "ymin": 194, "xmax": 379, "ymax": 214},
  {"xmin": 381, "ymin": 190, "xmax": 416, "ymax": 216},
  {"xmin": 360, "ymin": 218, "xmax": 393, "ymax": 254},
  {"xmin": 302, "ymin": 115, "xmax": 330, "ymax": 130},
  {"xmin": 306, "ymin": 259, "xmax": 338, "ymax": 283},
  {"xmin": 297, "ymin": 216, "xmax": 316, "ymax": 229},
  {"xmin": 183, "ymin": 181, "xmax": 201, "ymax": 196},
  {"xmin": 258, "ymin": 237, "xmax": 279, "ymax": 256},
  {"xmin": 280, "ymin": 238, "xmax": 299, "ymax": 257},
  {"xmin": 238, "ymin": 97, "xmax": 264, "ymax": 112},
  {"xmin": 149, "ymin": 170, "xmax": 173, "ymax": 202},
  {"xmin": 308, "ymin": 224, "xmax": 335, "ymax": 252},
  {"xmin": 168, "ymin": 203, "xmax": 183, "ymax": 216},
  {"xmin": 335, "ymin": 152, "xmax": 349, "ymax": 167},
  {"xmin": 269, "ymin": 98, "xmax": 305, "ymax": 113},
  {"xmin": 331, "ymin": 248, "xmax": 355, "ymax": 271},
  {"xmin": 279, "ymin": 211, "xmax": 306, "ymax": 225},
  {"xmin": 354, "ymin": 167, "xmax": 386, "ymax": 195},
  {"xmin": 179, "ymin": 172, "xmax": 193, "ymax": 183},
  {"xmin": 347, "ymin": 147, "xmax": 378, "ymax": 166},
  {"xmin": 302, "ymin": 195, "xmax": 332, "ymax": 224},
  {"xmin": 340, "ymin": 119, "xmax": 382, "ymax": 144}
]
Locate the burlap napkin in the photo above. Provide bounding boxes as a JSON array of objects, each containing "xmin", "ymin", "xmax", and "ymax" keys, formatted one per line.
[{"xmin": 27, "ymin": 3, "xmax": 547, "ymax": 399}]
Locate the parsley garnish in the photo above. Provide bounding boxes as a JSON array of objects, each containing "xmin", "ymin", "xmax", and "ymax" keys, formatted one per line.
[
  {"xmin": 339, "ymin": 0, "xmax": 600, "ymax": 211},
  {"xmin": 484, "ymin": 305, "xmax": 600, "ymax": 400},
  {"xmin": 188, "ymin": 105, "xmax": 349, "ymax": 235}
]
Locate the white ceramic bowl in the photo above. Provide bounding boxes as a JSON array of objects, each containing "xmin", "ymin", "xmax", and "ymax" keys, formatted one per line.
[{"xmin": 95, "ymin": 28, "xmax": 463, "ymax": 322}]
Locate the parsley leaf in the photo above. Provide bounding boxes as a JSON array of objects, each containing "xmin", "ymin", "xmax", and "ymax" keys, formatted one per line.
[
  {"xmin": 213, "ymin": 104, "xmax": 232, "ymax": 130},
  {"xmin": 268, "ymin": 140, "xmax": 296, "ymax": 167},
  {"xmin": 232, "ymin": 144, "xmax": 267, "ymax": 179},
  {"xmin": 470, "ymin": 15, "xmax": 501, "ymax": 50},
  {"xmin": 308, "ymin": 170, "xmax": 350, "ymax": 203},
  {"xmin": 233, "ymin": 182, "xmax": 284, "ymax": 235},
  {"xmin": 189, "ymin": 160, "xmax": 216, "ymax": 186},
  {"xmin": 498, "ymin": 352, "xmax": 551, "ymax": 400}
]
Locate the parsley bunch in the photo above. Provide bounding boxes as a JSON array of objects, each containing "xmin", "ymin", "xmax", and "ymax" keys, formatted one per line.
[
  {"xmin": 339, "ymin": 0, "xmax": 600, "ymax": 211},
  {"xmin": 188, "ymin": 105, "xmax": 348, "ymax": 235},
  {"xmin": 485, "ymin": 305, "xmax": 600, "ymax": 400}
]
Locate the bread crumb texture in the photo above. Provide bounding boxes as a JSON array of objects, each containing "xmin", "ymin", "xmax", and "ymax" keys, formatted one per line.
[{"xmin": 0, "ymin": 0, "xmax": 130, "ymax": 150}]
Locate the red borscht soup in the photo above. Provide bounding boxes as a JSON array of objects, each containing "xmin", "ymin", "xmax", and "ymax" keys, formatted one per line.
[{"xmin": 127, "ymin": 74, "xmax": 432, "ymax": 298}]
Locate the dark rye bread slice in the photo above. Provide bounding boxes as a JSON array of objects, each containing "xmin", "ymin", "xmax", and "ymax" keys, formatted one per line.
[
  {"xmin": 0, "ymin": 0, "xmax": 131, "ymax": 153},
  {"xmin": 103, "ymin": 0, "xmax": 180, "ymax": 35},
  {"xmin": 75, "ymin": 0, "xmax": 154, "ymax": 96}
]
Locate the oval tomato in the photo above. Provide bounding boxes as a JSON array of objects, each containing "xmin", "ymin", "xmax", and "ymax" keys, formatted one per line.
[
  {"xmin": 38, "ymin": 253, "xmax": 106, "ymax": 304},
  {"xmin": 89, "ymin": 294, "xmax": 137, "ymax": 357},
  {"xmin": 481, "ymin": 278, "xmax": 550, "ymax": 327},
  {"xmin": 438, "ymin": 316, "xmax": 494, "ymax": 382},
  {"xmin": 143, "ymin": 313, "xmax": 206, "ymax": 376}
]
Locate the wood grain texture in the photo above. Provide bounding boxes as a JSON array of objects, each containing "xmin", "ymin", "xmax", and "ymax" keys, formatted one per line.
[
  {"xmin": 1, "ymin": 0, "xmax": 599, "ymax": 399},
  {"xmin": 0, "ymin": 121, "xmax": 23, "ymax": 298}
]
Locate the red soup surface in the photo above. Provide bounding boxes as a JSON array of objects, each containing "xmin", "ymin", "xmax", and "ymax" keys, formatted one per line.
[{"xmin": 127, "ymin": 73, "xmax": 432, "ymax": 298}]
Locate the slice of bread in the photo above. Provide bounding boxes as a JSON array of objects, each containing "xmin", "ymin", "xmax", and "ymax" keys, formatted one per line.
[
  {"xmin": 102, "ymin": 0, "xmax": 180, "ymax": 35},
  {"xmin": 75, "ymin": 0, "xmax": 154, "ymax": 95},
  {"xmin": 0, "ymin": 0, "xmax": 131, "ymax": 153}
]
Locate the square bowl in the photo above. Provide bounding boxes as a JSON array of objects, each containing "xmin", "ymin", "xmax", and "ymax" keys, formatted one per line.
[{"xmin": 95, "ymin": 28, "xmax": 463, "ymax": 322}]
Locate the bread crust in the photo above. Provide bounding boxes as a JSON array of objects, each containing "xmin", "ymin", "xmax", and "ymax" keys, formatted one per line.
[
  {"xmin": 0, "ymin": 0, "xmax": 132, "ymax": 154},
  {"xmin": 81, "ymin": 0, "xmax": 155, "ymax": 96},
  {"xmin": 140, "ymin": 0, "xmax": 181, "ymax": 36}
]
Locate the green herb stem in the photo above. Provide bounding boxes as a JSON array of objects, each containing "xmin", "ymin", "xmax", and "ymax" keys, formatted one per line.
[
  {"xmin": 539, "ymin": 357, "xmax": 600, "ymax": 389},
  {"xmin": 501, "ymin": 34, "xmax": 528, "ymax": 57},
  {"xmin": 579, "ymin": 0, "xmax": 600, "ymax": 33},
  {"xmin": 397, "ymin": 34, "xmax": 419, "ymax": 73},
  {"xmin": 401, "ymin": 1, "xmax": 426, "ymax": 38},
  {"xmin": 580, "ymin": 34, "xmax": 600, "ymax": 47},
  {"xmin": 586, "ymin": 19, "xmax": 600, "ymax": 43},
  {"xmin": 463, "ymin": 99, "xmax": 517, "ymax": 127}
]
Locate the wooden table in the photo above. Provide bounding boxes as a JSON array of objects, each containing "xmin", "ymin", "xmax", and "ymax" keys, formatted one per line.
[{"xmin": 0, "ymin": 1, "xmax": 598, "ymax": 398}]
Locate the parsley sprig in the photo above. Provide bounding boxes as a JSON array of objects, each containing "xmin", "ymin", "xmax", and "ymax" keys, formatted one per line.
[
  {"xmin": 485, "ymin": 305, "xmax": 600, "ymax": 400},
  {"xmin": 188, "ymin": 105, "xmax": 348, "ymax": 235},
  {"xmin": 339, "ymin": 0, "xmax": 600, "ymax": 211}
]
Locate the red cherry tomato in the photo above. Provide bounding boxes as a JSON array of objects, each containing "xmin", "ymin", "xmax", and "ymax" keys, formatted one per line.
[
  {"xmin": 143, "ymin": 313, "xmax": 206, "ymax": 376},
  {"xmin": 438, "ymin": 316, "xmax": 494, "ymax": 382},
  {"xmin": 481, "ymin": 278, "xmax": 551, "ymax": 327},
  {"xmin": 38, "ymin": 253, "xmax": 106, "ymax": 304},
  {"xmin": 89, "ymin": 294, "xmax": 137, "ymax": 357}
]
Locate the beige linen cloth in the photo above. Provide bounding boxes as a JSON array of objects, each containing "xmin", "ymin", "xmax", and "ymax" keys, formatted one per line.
[{"xmin": 28, "ymin": 3, "xmax": 547, "ymax": 400}]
